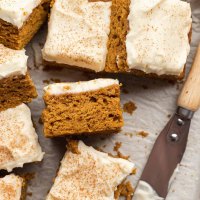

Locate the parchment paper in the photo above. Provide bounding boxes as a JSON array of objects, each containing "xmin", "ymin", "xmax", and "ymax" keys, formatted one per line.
[{"xmin": 13, "ymin": 0, "xmax": 200, "ymax": 199}]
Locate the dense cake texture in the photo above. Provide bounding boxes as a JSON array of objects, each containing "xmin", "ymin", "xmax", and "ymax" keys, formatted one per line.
[
  {"xmin": 0, "ymin": 103, "xmax": 44, "ymax": 172},
  {"xmin": 42, "ymin": 0, "xmax": 112, "ymax": 72},
  {"xmin": 0, "ymin": 44, "xmax": 37, "ymax": 111},
  {"xmin": 105, "ymin": 0, "xmax": 130, "ymax": 73},
  {"xmin": 0, "ymin": 0, "xmax": 49, "ymax": 50},
  {"xmin": 46, "ymin": 140, "xmax": 135, "ymax": 200},
  {"xmin": 0, "ymin": 174, "xmax": 27, "ymax": 200},
  {"xmin": 42, "ymin": 79, "xmax": 123, "ymax": 137}
]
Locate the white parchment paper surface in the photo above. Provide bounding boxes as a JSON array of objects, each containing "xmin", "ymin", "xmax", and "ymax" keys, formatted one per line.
[{"xmin": 13, "ymin": 0, "xmax": 200, "ymax": 199}]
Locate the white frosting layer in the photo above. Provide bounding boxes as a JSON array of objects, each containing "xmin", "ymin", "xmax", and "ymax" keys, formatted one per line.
[
  {"xmin": 44, "ymin": 78, "xmax": 119, "ymax": 95},
  {"xmin": 133, "ymin": 181, "xmax": 164, "ymax": 200},
  {"xmin": 0, "ymin": 0, "xmax": 42, "ymax": 28},
  {"xmin": 42, "ymin": 0, "xmax": 111, "ymax": 72},
  {"xmin": 0, "ymin": 44, "xmax": 28, "ymax": 80},
  {"xmin": 0, "ymin": 103, "xmax": 44, "ymax": 172},
  {"xmin": 126, "ymin": 0, "xmax": 192, "ymax": 76},
  {"xmin": 46, "ymin": 141, "xmax": 134, "ymax": 200},
  {"xmin": 0, "ymin": 174, "xmax": 23, "ymax": 200}
]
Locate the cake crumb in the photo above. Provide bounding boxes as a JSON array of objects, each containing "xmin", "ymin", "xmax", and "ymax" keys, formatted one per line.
[
  {"xmin": 131, "ymin": 168, "xmax": 137, "ymax": 175},
  {"xmin": 113, "ymin": 142, "xmax": 122, "ymax": 152},
  {"xmin": 136, "ymin": 131, "xmax": 149, "ymax": 138},
  {"xmin": 67, "ymin": 140, "xmax": 80, "ymax": 154},
  {"xmin": 123, "ymin": 101, "xmax": 137, "ymax": 115},
  {"xmin": 117, "ymin": 151, "xmax": 130, "ymax": 160},
  {"xmin": 113, "ymin": 142, "xmax": 129, "ymax": 159},
  {"xmin": 115, "ymin": 181, "xmax": 134, "ymax": 200}
]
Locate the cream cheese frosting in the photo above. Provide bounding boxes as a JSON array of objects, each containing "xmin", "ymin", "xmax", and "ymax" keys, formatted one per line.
[
  {"xmin": 133, "ymin": 181, "xmax": 164, "ymax": 200},
  {"xmin": 0, "ymin": 44, "xmax": 28, "ymax": 80},
  {"xmin": 0, "ymin": 174, "xmax": 24, "ymax": 200},
  {"xmin": 44, "ymin": 78, "xmax": 119, "ymax": 95},
  {"xmin": 0, "ymin": 0, "xmax": 42, "ymax": 28},
  {"xmin": 42, "ymin": 0, "xmax": 111, "ymax": 72},
  {"xmin": 0, "ymin": 103, "xmax": 44, "ymax": 172},
  {"xmin": 46, "ymin": 141, "xmax": 134, "ymax": 200},
  {"xmin": 126, "ymin": 0, "xmax": 192, "ymax": 76}
]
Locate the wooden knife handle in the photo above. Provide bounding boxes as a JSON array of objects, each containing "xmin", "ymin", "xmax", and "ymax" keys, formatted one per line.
[{"xmin": 178, "ymin": 44, "xmax": 200, "ymax": 111}]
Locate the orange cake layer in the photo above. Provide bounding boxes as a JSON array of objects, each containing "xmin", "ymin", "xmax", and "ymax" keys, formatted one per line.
[
  {"xmin": 0, "ymin": 0, "xmax": 49, "ymax": 50},
  {"xmin": 0, "ymin": 73, "xmax": 37, "ymax": 111},
  {"xmin": 42, "ymin": 79, "xmax": 123, "ymax": 137}
]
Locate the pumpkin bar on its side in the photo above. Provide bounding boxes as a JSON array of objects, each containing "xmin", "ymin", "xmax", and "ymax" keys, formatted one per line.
[{"xmin": 42, "ymin": 79, "xmax": 123, "ymax": 137}]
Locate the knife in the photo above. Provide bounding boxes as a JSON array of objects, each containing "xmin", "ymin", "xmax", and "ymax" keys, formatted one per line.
[{"xmin": 134, "ymin": 44, "xmax": 200, "ymax": 199}]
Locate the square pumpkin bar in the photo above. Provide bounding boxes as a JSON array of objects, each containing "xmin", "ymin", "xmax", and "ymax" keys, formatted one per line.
[{"xmin": 46, "ymin": 141, "xmax": 134, "ymax": 199}]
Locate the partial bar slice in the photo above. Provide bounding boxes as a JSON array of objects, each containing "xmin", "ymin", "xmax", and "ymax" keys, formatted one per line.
[
  {"xmin": 0, "ymin": 174, "xmax": 27, "ymax": 200},
  {"xmin": 0, "ymin": 0, "xmax": 49, "ymax": 50},
  {"xmin": 46, "ymin": 140, "xmax": 135, "ymax": 200},
  {"xmin": 0, "ymin": 44, "xmax": 37, "ymax": 111},
  {"xmin": 42, "ymin": 78, "xmax": 123, "ymax": 137},
  {"xmin": 0, "ymin": 103, "xmax": 44, "ymax": 172}
]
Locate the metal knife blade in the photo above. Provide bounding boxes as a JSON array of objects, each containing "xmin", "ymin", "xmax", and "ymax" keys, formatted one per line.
[
  {"xmin": 134, "ymin": 44, "xmax": 200, "ymax": 199},
  {"xmin": 140, "ymin": 110, "xmax": 191, "ymax": 198}
]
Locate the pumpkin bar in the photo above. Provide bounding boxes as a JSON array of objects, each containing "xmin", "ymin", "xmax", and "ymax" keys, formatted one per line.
[
  {"xmin": 42, "ymin": 79, "xmax": 123, "ymax": 137},
  {"xmin": 0, "ymin": 44, "xmax": 37, "ymax": 111},
  {"xmin": 42, "ymin": 0, "xmax": 191, "ymax": 80},
  {"xmin": 0, "ymin": 0, "xmax": 49, "ymax": 50},
  {"xmin": 0, "ymin": 103, "xmax": 44, "ymax": 172},
  {"xmin": 46, "ymin": 140, "xmax": 134, "ymax": 200},
  {"xmin": 0, "ymin": 174, "xmax": 27, "ymax": 200}
]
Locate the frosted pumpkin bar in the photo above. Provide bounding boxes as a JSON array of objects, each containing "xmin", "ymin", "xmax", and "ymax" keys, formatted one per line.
[
  {"xmin": 42, "ymin": 0, "xmax": 191, "ymax": 80},
  {"xmin": 0, "ymin": 44, "xmax": 37, "ymax": 111},
  {"xmin": 0, "ymin": 0, "xmax": 49, "ymax": 50},
  {"xmin": 46, "ymin": 141, "xmax": 135, "ymax": 200},
  {"xmin": 42, "ymin": 79, "xmax": 123, "ymax": 137},
  {"xmin": 0, "ymin": 104, "xmax": 44, "ymax": 172},
  {"xmin": 0, "ymin": 174, "xmax": 27, "ymax": 200}
]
